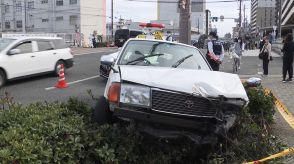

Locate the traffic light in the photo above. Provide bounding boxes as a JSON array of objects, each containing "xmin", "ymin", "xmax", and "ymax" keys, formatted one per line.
[{"xmin": 211, "ymin": 17, "xmax": 218, "ymax": 22}]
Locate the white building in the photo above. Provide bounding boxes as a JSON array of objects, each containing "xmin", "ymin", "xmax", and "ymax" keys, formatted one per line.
[
  {"xmin": 157, "ymin": 0, "xmax": 206, "ymax": 35},
  {"xmin": 0, "ymin": 0, "xmax": 106, "ymax": 45}
]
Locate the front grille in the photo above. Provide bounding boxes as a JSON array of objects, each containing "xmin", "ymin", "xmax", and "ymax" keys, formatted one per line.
[{"xmin": 151, "ymin": 89, "xmax": 218, "ymax": 117}]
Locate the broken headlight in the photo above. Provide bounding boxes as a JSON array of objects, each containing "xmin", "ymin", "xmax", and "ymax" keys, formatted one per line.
[{"xmin": 120, "ymin": 84, "xmax": 150, "ymax": 107}]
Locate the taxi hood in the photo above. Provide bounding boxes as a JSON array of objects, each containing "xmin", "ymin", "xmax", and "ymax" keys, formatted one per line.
[{"xmin": 119, "ymin": 65, "xmax": 248, "ymax": 101}]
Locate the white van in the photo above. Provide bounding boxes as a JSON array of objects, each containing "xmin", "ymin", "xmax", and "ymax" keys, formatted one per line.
[{"xmin": 0, "ymin": 37, "xmax": 74, "ymax": 87}]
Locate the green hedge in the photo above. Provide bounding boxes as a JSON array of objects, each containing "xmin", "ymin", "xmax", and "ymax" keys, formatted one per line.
[{"xmin": 0, "ymin": 86, "xmax": 286, "ymax": 163}]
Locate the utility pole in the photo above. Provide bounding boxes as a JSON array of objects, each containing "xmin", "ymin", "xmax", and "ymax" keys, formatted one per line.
[
  {"xmin": 111, "ymin": 0, "xmax": 114, "ymax": 41},
  {"xmin": 179, "ymin": 0, "xmax": 191, "ymax": 45},
  {"xmin": 238, "ymin": 0, "xmax": 242, "ymax": 37},
  {"xmin": 243, "ymin": 4, "xmax": 246, "ymax": 28},
  {"xmin": 197, "ymin": 18, "xmax": 199, "ymax": 34}
]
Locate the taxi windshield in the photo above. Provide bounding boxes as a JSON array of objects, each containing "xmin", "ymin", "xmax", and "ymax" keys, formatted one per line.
[
  {"xmin": 0, "ymin": 38, "xmax": 16, "ymax": 52},
  {"xmin": 118, "ymin": 40, "xmax": 210, "ymax": 71}
]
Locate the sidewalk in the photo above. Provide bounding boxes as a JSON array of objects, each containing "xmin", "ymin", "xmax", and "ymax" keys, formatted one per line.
[
  {"xmin": 241, "ymin": 49, "xmax": 281, "ymax": 57},
  {"xmin": 260, "ymin": 78, "xmax": 294, "ymax": 163}
]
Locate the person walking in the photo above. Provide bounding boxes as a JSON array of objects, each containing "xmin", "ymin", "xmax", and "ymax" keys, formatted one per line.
[
  {"xmin": 233, "ymin": 38, "xmax": 242, "ymax": 69},
  {"xmin": 281, "ymin": 33, "xmax": 294, "ymax": 82},
  {"xmin": 260, "ymin": 37, "xmax": 272, "ymax": 76},
  {"xmin": 206, "ymin": 31, "xmax": 224, "ymax": 71}
]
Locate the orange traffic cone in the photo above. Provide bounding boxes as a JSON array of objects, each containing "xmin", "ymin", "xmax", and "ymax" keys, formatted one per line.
[{"xmin": 55, "ymin": 64, "xmax": 68, "ymax": 89}]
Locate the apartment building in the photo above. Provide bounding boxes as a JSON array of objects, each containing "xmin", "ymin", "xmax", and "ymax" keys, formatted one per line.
[
  {"xmin": 157, "ymin": 0, "xmax": 206, "ymax": 35},
  {"xmin": 250, "ymin": 0, "xmax": 276, "ymax": 34},
  {"xmin": 0, "ymin": 0, "xmax": 106, "ymax": 44}
]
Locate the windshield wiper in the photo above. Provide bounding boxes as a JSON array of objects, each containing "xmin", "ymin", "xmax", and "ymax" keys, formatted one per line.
[
  {"xmin": 172, "ymin": 54, "xmax": 193, "ymax": 68},
  {"xmin": 125, "ymin": 53, "xmax": 164, "ymax": 65}
]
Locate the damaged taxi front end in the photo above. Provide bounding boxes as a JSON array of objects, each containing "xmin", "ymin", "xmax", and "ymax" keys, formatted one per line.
[{"xmin": 102, "ymin": 39, "xmax": 248, "ymax": 144}]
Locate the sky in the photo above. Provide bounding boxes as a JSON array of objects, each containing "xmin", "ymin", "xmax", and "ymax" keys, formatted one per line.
[{"xmin": 106, "ymin": 0, "xmax": 251, "ymax": 37}]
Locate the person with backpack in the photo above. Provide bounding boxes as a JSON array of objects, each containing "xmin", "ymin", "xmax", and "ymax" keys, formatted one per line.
[{"xmin": 281, "ymin": 33, "xmax": 294, "ymax": 82}]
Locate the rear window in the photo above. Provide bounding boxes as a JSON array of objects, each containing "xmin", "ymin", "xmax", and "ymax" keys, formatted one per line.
[
  {"xmin": 52, "ymin": 39, "xmax": 68, "ymax": 49},
  {"xmin": 115, "ymin": 29, "xmax": 129, "ymax": 39},
  {"xmin": 37, "ymin": 40, "xmax": 54, "ymax": 51}
]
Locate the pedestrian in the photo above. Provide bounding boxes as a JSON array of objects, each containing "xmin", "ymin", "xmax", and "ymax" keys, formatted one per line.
[
  {"xmin": 92, "ymin": 34, "xmax": 97, "ymax": 48},
  {"xmin": 233, "ymin": 38, "xmax": 242, "ymax": 69},
  {"xmin": 260, "ymin": 36, "xmax": 272, "ymax": 76},
  {"xmin": 281, "ymin": 33, "xmax": 294, "ymax": 82},
  {"xmin": 206, "ymin": 31, "xmax": 224, "ymax": 71}
]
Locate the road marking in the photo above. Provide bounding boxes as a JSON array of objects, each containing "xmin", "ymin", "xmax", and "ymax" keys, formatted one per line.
[
  {"xmin": 243, "ymin": 89, "xmax": 294, "ymax": 164},
  {"xmin": 74, "ymin": 52, "xmax": 101, "ymax": 56},
  {"xmin": 243, "ymin": 147, "xmax": 294, "ymax": 164},
  {"xmin": 264, "ymin": 88, "xmax": 294, "ymax": 129},
  {"xmin": 45, "ymin": 75, "xmax": 100, "ymax": 91}
]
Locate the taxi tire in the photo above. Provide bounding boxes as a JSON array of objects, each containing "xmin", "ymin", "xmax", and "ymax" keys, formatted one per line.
[
  {"xmin": 0, "ymin": 70, "xmax": 6, "ymax": 88},
  {"xmin": 93, "ymin": 96, "xmax": 112, "ymax": 124},
  {"xmin": 54, "ymin": 60, "xmax": 65, "ymax": 76}
]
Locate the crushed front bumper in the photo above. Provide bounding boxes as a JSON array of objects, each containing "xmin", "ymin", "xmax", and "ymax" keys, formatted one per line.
[
  {"xmin": 114, "ymin": 107, "xmax": 218, "ymax": 132},
  {"xmin": 99, "ymin": 64, "xmax": 111, "ymax": 78},
  {"xmin": 113, "ymin": 102, "xmax": 241, "ymax": 138}
]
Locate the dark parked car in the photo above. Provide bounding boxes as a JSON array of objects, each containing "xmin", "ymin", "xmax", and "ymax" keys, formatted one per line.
[{"xmin": 114, "ymin": 29, "xmax": 144, "ymax": 47}]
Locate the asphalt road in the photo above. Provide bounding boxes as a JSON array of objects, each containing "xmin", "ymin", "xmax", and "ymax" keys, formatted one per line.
[{"xmin": 0, "ymin": 50, "xmax": 116, "ymax": 106}]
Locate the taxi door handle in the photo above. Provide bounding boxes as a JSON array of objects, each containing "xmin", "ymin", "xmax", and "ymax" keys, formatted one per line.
[{"xmin": 31, "ymin": 55, "xmax": 35, "ymax": 58}]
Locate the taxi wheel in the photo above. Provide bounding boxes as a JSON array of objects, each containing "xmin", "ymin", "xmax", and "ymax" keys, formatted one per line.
[
  {"xmin": 93, "ymin": 96, "xmax": 113, "ymax": 124},
  {"xmin": 54, "ymin": 60, "xmax": 65, "ymax": 76},
  {"xmin": 0, "ymin": 70, "xmax": 6, "ymax": 88}
]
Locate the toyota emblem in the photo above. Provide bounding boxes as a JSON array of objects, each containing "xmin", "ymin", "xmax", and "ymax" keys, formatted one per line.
[{"xmin": 184, "ymin": 100, "xmax": 194, "ymax": 109}]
